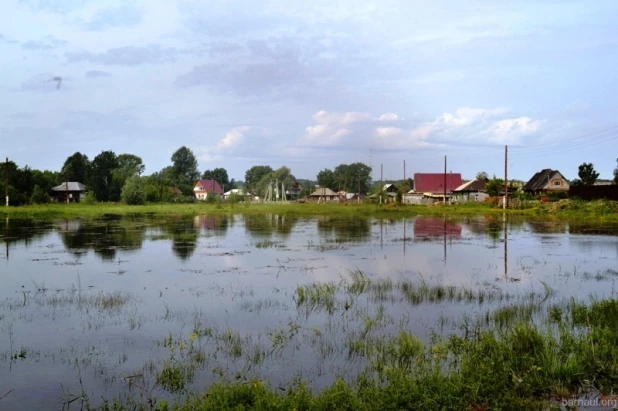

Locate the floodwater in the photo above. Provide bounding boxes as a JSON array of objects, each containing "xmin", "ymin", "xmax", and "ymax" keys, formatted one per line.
[{"xmin": 1, "ymin": 214, "xmax": 618, "ymax": 409}]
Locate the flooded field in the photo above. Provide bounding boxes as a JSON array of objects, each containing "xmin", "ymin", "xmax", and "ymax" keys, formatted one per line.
[{"xmin": 1, "ymin": 213, "xmax": 618, "ymax": 409}]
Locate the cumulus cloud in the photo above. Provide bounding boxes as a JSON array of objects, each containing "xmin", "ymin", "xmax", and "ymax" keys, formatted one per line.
[
  {"xmin": 66, "ymin": 44, "xmax": 176, "ymax": 66},
  {"xmin": 409, "ymin": 107, "xmax": 542, "ymax": 145},
  {"xmin": 196, "ymin": 126, "xmax": 272, "ymax": 163},
  {"xmin": 301, "ymin": 110, "xmax": 371, "ymax": 147},
  {"xmin": 379, "ymin": 113, "xmax": 401, "ymax": 122}
]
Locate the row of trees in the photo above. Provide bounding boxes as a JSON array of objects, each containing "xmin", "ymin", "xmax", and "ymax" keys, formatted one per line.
[{"xmin": 571, "ymin": 161, "xmax": 618, "ymax": 186}]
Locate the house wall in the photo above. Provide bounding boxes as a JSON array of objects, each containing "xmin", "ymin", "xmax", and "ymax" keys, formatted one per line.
[
  {"xmin": 545, "ymin": 177, "xmax": 569, "ymax": 191},
  {"xmin": 453, "ymin": 192, "xmax": 489, "ymax": 203},
  {"xmin": 403, "ymin": 194, "xmax": 433, "ymax": 205}
]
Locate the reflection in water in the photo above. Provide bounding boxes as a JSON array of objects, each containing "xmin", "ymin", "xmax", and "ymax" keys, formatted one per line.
[
  {"xmin": 413, "ymin": 217, "xmax": 462, "ymax": 239},
  {"xmin": 193, "ymin": 215, "xmax": 231, "ymax": 234},
  {"xmin": 1, "ymin": 218, "xmax": 56, "ymax": 260},
  {"xmin": 244, "ymin": 214, "xmax": 299, "ymax": 238},
  {"xmin": 317, "ymin": 217, "xmax": 371, "ymax": 242},
  {"xmin": 161, "ymin": 216, "xmax": 199, "ymax": 260},
  {"xmin": 59, "ymin": 217, "xmax": 147, "ymax": 260}
]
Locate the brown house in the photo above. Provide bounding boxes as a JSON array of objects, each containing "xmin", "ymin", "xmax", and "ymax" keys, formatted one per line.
[
  {"xmin": 51, "ymin": 182, "xmax": 87, "ymax": 203},
  {"xmin": 523, "ymin": 169, "xmax": 569, "ymax": 196}
]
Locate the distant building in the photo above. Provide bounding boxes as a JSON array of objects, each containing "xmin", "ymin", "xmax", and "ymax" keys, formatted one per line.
[
  {"xmin": 193, "ymin": 179, "xmax": 224, "ymax": 201},
  {"xmin": 522, "ymin": 169, "xmax": 569, "ymax": 196},
  {"xmin": 412, "ymin": 173, "xmax": 463, "ymax": 200},
  {"xmin": 452, "ymin": 178, "xmax": 489, "ymax": 203},
  {"xmin": 51, "ymin": 182, "xmax": 87, "ymax": 203},
  {"xmin": 308, "ymin": 187, "xmax": 339, "ymax": 202}
]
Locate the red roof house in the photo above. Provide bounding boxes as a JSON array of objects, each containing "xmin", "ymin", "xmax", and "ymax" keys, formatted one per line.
[
  {"xmin": 193, "ymin": 179, "xmax": 224, "ymax": 200},
  {"xmin": 413, "ymin": 173, "xmax": 462, "ymax": 196}
]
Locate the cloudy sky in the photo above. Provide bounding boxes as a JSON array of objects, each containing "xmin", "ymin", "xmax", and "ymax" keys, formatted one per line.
[{"xmin": 1, "ymin": 0, "xmax": 617, "ymax": 181}]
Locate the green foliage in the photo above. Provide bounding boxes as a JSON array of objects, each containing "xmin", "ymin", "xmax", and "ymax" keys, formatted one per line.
[
  {"xmin": 30, "ymin": 184, "xmax": 50, "ymax": 204},
  {"xmin": 82, "ymin": 191, "xmax": 98, "ymax": 205},
  {"xmin": 333, "ymin": 162, "xmax": 372, "ymax": 193},
  {"xmin": 202, "ymin": 168, "xmax": 229, "ymax": 190},
  {"xmin": 227, "ymin": 192, "xmax": 245, "ymax": 204},
  {"xmin": 61, "ymin": 152, "xmax": 90, "ymax": 183},
  {"xmin": 121, "ymin": 176, "xmax": 146, "ymax": 205},
  {"xmin": 548, "ymin": 191, "xmax": 568, "ymax": 201},
  {"xmin": 578, "ymin": 162, "xmax": 600, "ymax": 185},
  {"xmin": 485, "ymin": 176, "xmax": 505, "ymax": 197},
  {"xmin": 171, "ymin": 146, "xmax": 200, "ymax": 194},
  {"xmin": 245, "ymin": 166, "xmax": 273, "ymax": 192},
  {"xmin": 90, "ymin": 150, "xmax": 120, "ymax": 202},
  {"xmin": 476, "ymin": 171, "xmax": 489, "ymax": 180},
  {"xmin": 614, "ymin": 158, "xmax": 618, "ymax": 184},
  {"xmin": 317, "ymin": 169, "xmax": 336, "ymax": 191},
  {"xmin": 254, "ymin": 166, "xmax": 297, "ymax": 198}
]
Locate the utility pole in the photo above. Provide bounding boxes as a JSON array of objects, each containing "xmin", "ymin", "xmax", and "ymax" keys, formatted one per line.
[
  {"xmin": 403, "ymin": 160, "xmax": 406, "ymax": 181},
  {"xmin": 380, "ymin": 164, "xmax": 383, "ymax": 205},
  {"xmin": 504, "ymin": 145, "xmax": 508, "ymax": 210},
  {"xmin": 443, "ymin": 155, "xmax": 447, "ymax": 205},
  {"xmin": 357, "ymin": 173, "xmax": 361, "ymax": 204},
  {"xmin": 5, "ymin": 157, "xmax": 8, "ymax": 207}
]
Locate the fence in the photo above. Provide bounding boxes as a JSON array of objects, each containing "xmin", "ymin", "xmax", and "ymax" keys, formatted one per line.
[{"xmin": 569, "ymin": 185, "xmax": 618, "ymax": 201}]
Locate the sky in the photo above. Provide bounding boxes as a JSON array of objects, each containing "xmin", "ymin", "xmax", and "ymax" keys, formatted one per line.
[{"xmin": 1, "ymin": 0, "xmax": 618, "ymax": 182}]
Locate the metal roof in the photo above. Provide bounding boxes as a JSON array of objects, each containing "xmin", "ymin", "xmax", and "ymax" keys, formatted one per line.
[{"xmin": 51, "ymin": 182, "xmax": 86, "ymax": 192}]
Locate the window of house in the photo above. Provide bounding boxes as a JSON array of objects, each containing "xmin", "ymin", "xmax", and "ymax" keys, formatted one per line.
[{"xmin": 553, "ymin": 181, "xmax": 561, "ymax": 186}]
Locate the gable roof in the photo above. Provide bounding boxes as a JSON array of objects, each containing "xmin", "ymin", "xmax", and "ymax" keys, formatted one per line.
[
  {"xmin": 523, "ymin": 169, "xmax": 565, "ymax": 191},
  {"xmin": 414, "ymin": 173, "xmax": 462, "ymax": 194},
  {"xmin": 224, "ymin": 189, "xmax": 245, "ymax": 196},
  {"xmin": 194, "ymin": 179, "xmax": 224, "ymax": 194},
  {"xmin": 309, "ymin": 187, "xmax": 338, "ymax": 196},
  {"xmin": 453, "ymin": 179, "xmax": 488, "ymax": 192},
  {"xmin": 52, "ymin": 182, "xmax": 86, "ymax": 192}
]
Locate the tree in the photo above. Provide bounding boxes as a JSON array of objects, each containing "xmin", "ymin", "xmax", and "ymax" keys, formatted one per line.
[
  {"xmin": 476, "ymin": 171, "xmax": 489, "ymax": 180},
  {"xmin": 485, "ymin": 176, "xmax": 504, "ymax": 197},
  {"xmin": 90, "ymin": 151, "xmax": 119, "ymax": 202},
  {"xmin": 171, "ymin": 146, "xmax": 199, "ymax": 194},
  {"xmin": 117, "ymin": 154, "xmax": 145, "ymax": 177},
  {"xmin": 317, "ymin": 169, "xmax": 336, "ymax": 190},
  {"xmin": 614, "ymin": 158, "xmax": 618, "ymax": 184},
  {"xmin": 333, "ymin": 162, "xmax": 372, "ymax": 193},
  {"xmin": 202, "ymin": 167, "xmax": 229, "ymax": 190},
  {"xmin": 254, "ymin": 166, "xmax": 296, "ymax": 198},
  {"xmin": 244, "ymin": 166, "xmax": 273, "ymax": 193},
  {"xmin": 578, "ymin": 162, "xmax": 600, "ymax": 186},
  {"xmin": 121, "ymin": 176, "xmax": 146, "ymax": 205},
  {"xmin": 61, "ymin": 152, "xmax": 90, "ymax": 183},
  {"xmin": 31, "ymin": 185, "xmax": 51, "ymax": 204}
]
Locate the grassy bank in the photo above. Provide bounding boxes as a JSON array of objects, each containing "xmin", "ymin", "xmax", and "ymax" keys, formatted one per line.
[
  {"xmin": 99, "ymin": 295, "xmax": 618, "ymax": 410},
  {"xmin": 1, "ymin": 199, "xmax": 617, "ymax": 220}
]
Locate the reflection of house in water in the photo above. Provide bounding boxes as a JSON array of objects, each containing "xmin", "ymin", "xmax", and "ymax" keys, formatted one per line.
[{"xmin": 413, "ymin": 217, "xmax": 462, "ymax": 239}]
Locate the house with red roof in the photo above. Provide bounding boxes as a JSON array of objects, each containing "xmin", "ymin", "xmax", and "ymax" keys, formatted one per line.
[
  {"xmin": 193, "ymin": 179, "xmax": 224, "ymax": 201},
  {"xmin": 412, "ymin": 173, "xmax": 462, "ymax": 199}
]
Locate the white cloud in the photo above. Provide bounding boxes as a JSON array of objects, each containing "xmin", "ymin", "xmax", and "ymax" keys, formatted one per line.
[
  {"xmin": 301, "ymin": 110, "xmax": 371, "ymax": 146},
  {"xmin": 379, "ymin": 113, "xmax": 400, "ymax": 121},
  {"xmin": 218, "ymin": 126, "xmax": 251, "ymax": 150},
  {"xmin": 409, "ymin": 107, "xmax": 542, "ymax": 145}
]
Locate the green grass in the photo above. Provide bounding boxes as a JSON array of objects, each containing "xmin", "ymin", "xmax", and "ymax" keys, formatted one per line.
[
  {"xmin": 98, "ymin": 297, "xmax": 618, "ymax": 410},
  {"xmin": 2, "ymin": 199, "xmax": 618, "ymax": 220}
]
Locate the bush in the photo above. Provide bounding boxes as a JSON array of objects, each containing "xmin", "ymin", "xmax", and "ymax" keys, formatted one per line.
[
  {"xmin": 204, "ymin": 192, "xmax": 222, "ymax": 204},
  {"xmin": 82, "ymin": 191, "xmax": 98, "ymax": 204},
  {"xmin": 121, "ymin": 176, "xmax": 146, "ymax": 205},
  {"xmin": 227, "ymin": 192, "xmax": 245, "ymax": 204},
  {"xmin": 30, "ymin": 185, "xmax": 51, "ymax": 204}
]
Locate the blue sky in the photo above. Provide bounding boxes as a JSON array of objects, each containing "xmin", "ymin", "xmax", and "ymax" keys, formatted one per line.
[{"xmin": 1, "ymin": 0, "xmax": 617, "ymax": 182}]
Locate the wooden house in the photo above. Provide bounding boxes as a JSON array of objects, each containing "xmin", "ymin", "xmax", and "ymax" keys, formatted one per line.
[
  {"xmin": 51, "ymin": 182, "xmax": 87, "ymax": 203},
  {"xmin": 452, "ymin": 178, "xmax": 489, "ymax": 203},
  {"xmin": 522, "ymin": 169, "xmax": 569, "ymax": 196}
]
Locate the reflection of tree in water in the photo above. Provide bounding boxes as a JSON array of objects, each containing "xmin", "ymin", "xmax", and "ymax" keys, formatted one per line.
[
  {"xmin": 159, "ymin": 216, "xmax": 199, "ymax": 261},
  {"xmin": 526, "ymin": 219, "xmax": 567, "ymax": 234},
  {"xmin": 317, "ymin": 217, "xmax": 371, "ymax": 242},
  {"xmin": 58, "ymin": 216, "xmax": 147, "ymax": 260},
  {"xmin": 1, "ymin": 219, "xmax": 54, "ymax": 257},
  {"xmin": 567, "ymin": 221, "xmax": 618, "ymax": 236},
  {"xmin": 192, "ymin": 215, "xmax": 231, "ymax": 235},
  {"xmin": 243, "ymin": 214, "xmax": 299, "ymax": 238},
  {"xmin": 459, "ymin": 215, "xmax": 525, "ymax": 242}
]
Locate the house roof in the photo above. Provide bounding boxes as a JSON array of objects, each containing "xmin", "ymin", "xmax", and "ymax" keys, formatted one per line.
[
  {"xmin": 168, "ymin": 187, "xmax": 183, "ymax": 195},
  {"xmin": 413, "ymin": 173, "xmax": 462, "ymax": 193},
  {"xmin": 194, "ymin": 179, "xmax": 224, "ymax": 194},
  {"xmin": 51, "ymin": 182, "xmax": 86, "ymax": 192},
  {"xmin": 523, "ymin": 169, "xmax": 565, "ymax": 191},
  {"xmin": 224, "ymin": 189, "xmax": 245, "ymax": 196},
  {"xmin": 309, "ymin": 187, "xmax": 338, "ymax": 196},
  {"xmin": 382, "ymin": 184, "xmax": 397, "ymax": 191},
  {"xmin": 453, "ymin": 179, "xmax": 488, "ymax": 192}
]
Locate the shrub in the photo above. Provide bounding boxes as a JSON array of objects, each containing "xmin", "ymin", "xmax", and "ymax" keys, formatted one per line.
[
  {"xmin": 30, "ymin": 185, "xmax": 51, "ymax": 204},
  {"xmin": 121, "ymin": 176, "xmax": 146, "ymax": 205},
  {"xmin": 82, "ymin": 191, "xmax": 98, "ymax": 204},
  {"xmin": 227, "ymin": 192, "xmax": 245, "ymax": 204}
]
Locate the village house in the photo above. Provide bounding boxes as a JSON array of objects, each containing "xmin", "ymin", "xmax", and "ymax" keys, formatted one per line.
[
  {"xmin": 51, "ymin": 182, "xmax": 87, "ymax": 203},
  {"xmin": 404, "ymin": 173, "xmax": 462, "ymax": 203},
  {"xmin": 193, "ymin": 179, "xmax": 224, "ymax": 201},
  {"xmin": 223, "ymin": 188, "xmax": 247, "ymax": 200},
  {"xmin": 285, "ymin": 182, "xmax": 303, "ymax": 200},
  {"xmin": 452, "ymin": 178, "xmax": 489, "ymax": 203},
  {"xmin": 522, "ymin": 169, "xmax": 570, "ymax": 196},
  {"xmin": 382, "ymin": 184, "xmax": 398, "ymax": 202},
  {"xmin": 308, "ymin": 187, "xmax": 339, "ymax": 203}
]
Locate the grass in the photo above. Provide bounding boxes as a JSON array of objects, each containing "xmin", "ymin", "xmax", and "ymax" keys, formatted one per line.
[
  {"xmin": 2, "ymin": 199, "xmax": 618, "ymax": 220},
  {"xmin": 94, "ymin": 297, "xmax": 618, "ymax": 410}
]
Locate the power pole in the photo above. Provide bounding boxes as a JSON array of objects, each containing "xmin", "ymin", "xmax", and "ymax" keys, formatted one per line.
[
  {"xmin": 357, "ymin": 173, "xmax": 361, "ymax": 204},
  {"xmin": 379, "ymin": 164, "xmax": 383, "ymax": 204},
  {"xmin": 403, "ymin": 160, "xmax": 406, "ymax": 181},
  {"xmin": 443, "ymin": 155, "xmax": 447, "ymax": 205},
  {"xmin": 504, "ymin": 145, "xmax": 508, "ymax": 210},
  {"xmin": 5, "ymin": 157, "xmax": 8, "ymax": 207}
]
